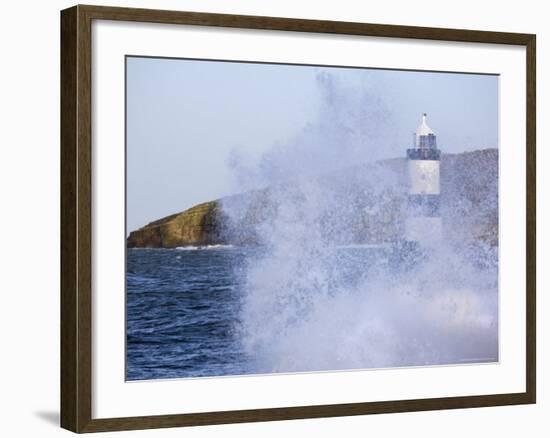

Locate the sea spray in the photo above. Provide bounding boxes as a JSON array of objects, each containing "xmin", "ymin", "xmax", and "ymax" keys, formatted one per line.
[
  {"xmin": 224, "ymin": 178, "xmax": 498, "ymax": 374},
  {"xmin": 221, "ymin": 71, "xmax": 498, "ymax": 375}
]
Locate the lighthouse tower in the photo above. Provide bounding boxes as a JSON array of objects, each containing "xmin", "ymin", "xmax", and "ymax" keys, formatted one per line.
[{"xmin": 405, "ymin": 113, "xmax": 442, "ymax": 245}]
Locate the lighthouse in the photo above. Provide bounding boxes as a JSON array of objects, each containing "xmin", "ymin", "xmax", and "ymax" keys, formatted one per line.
[{"xmin": 405, "ymin": 113, "xmax": 442, "ymax": 245}]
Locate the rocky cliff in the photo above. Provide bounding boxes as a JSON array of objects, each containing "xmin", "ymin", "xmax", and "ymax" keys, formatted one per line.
[{"xmin": 127, "ymin": 149, "xmax": 498, "ymax": 248}]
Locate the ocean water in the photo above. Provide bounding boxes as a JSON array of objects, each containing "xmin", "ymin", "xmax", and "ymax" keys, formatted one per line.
[
  {"xmin": 126, "ymin": 243, "xmax": 498, "ymax": 381},
  {"xmin": 126, "ymin": 246, "xmax": 249, "ymax": 380},
  {"xmin": 126, "ymin": 245, "xmax": 387, "ymax": 380}
]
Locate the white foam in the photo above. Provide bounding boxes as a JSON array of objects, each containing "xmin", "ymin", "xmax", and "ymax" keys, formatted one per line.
[{"xmin": 174, "ymin": 244, "xmax": 235, "ymax": 251}]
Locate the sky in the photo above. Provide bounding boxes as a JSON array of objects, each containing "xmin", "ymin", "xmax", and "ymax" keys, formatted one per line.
[{"xmin": 126, "ymin": 56, "xmax": 498, "ymax": 233}]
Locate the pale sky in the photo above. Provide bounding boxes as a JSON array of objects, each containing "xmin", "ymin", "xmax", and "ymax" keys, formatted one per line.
[{"xmin": 126, "ymin": 56, "xmax": 498, "ymax": 232}]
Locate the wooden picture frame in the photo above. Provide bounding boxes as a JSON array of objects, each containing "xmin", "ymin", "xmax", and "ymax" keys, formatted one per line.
[{"xmin": 61, "ymin": 4, "xmax": 536, "ymax": 433}]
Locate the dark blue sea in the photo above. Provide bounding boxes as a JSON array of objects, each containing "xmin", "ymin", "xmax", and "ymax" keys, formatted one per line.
[{"xmin": 126, "ymin": 246, "xmax": 252, "ymax": 381}]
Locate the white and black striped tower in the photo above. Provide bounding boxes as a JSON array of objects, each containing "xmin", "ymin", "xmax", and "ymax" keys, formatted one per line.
[{"xmin": 405, "ymin": 113, "xmax": 442, "ymax": 246}]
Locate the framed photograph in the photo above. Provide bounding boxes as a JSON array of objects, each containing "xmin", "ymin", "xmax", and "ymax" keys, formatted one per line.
[{"xmin": 60, "ymin": 4, "xmax": 536, "ymax": 433}]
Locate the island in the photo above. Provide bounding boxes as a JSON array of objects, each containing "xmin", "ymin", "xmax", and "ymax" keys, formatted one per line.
[{"xmin": 127, "ymin": 149, "xmax": 498, "ymax": 248}]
